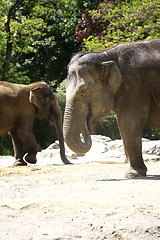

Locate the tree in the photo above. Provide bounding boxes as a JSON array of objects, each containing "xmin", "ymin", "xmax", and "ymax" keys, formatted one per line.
[
  {"xmin": 0, "ymin": 0, "xmax": 99, "ymax": 86},
  {"xmin": 75, "ymin": 0, "xmax": 160, "ymax": 51},
  {"xmin": 4, "ymin": 0, "xmax": 22, "ymax": 72},
  {"xmin": 0, "ymin": 0, "xmax": 47, "ymax": 83}
]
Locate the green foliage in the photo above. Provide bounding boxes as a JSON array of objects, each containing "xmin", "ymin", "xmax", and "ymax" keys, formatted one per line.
[
  {"xmin": 95, "ymin": 114, "xmax": 160, "ymax": 141},
  {"xmin": 33, "ymin": 118, "xmax": 57, "ymax": 151},
  {"xmin": 75, "ymin": 0, "xmax": 99, "ymax": 13},
  {"xmin": 0, "ymin": 0, "xmax": 83, "ymax": 85},
  {"xmin": 0, "ymin": 0, "xmax": 100, "ymax": 85},
  {"xmin": 0, "ymin": 134, "xmax": 13, "ymax": 156},
  {"xmin": 143, "ymin": 126, "xmax": 160, "ymax": 140},
  {"xmin": 56, "ymin": 80, "xmax": 67, "ymax": 116},
  {"xmin": 94, "ymin": 113, "xmax": 120, "ymax": 140},
  {"xmin": 75, "ymin": 0, "xmax": 121, "ymax": 45},
  {"xmin": 77, "ymin": 0, "xmax": 160, "ymax": 51}
]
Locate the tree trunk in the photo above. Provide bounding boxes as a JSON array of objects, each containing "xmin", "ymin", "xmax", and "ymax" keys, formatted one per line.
[{"xmin": 4, "ymin": 0, "xmax": 22, "ymax": 72}]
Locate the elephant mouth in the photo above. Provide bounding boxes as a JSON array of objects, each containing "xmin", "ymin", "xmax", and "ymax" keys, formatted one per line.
[
  {"xmin": 86, "ymin": 117, "xmax": 94, "ymax": 135},
  {"xmin": 86, "ymin": 106, "xmax": 96, "ymax": 134}
]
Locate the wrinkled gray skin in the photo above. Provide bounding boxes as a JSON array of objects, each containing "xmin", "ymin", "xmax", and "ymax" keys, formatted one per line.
[
  {"xmin": 63, "ymin": 39, "xmax": 160, "ymax": 178},
  {"xmin": 0, "ymin": 81, "xmax": 70, "ymax": 166}
]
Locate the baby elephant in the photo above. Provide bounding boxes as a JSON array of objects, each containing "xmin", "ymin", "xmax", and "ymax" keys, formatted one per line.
[{"xmin": 0, "ymin": 81, "xmax": 70, "ymax": 166}]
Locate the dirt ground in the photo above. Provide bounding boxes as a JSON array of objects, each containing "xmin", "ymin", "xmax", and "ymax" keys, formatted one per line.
[{"xmin": 0, "ymin": 159, "xmax": 160, "ymax": 240}]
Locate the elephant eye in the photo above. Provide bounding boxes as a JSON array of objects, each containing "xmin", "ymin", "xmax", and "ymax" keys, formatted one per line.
[{"xmin": 81, "ymin": 88, "xmax": 91, "ymax": 98}]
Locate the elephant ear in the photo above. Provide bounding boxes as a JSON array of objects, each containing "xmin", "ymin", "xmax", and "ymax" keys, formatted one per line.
[
  {"xmin": 29, "ymin": 87, "xmax": 44, "ymax": 109},
  {"xmin": 102, "ymin": 61, "xmax": 123, "ymax": 95}
]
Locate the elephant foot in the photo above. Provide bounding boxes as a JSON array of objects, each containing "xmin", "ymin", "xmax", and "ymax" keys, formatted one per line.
[
  {"xmin": 64, "ymin": 160, "xmax": 72, "ymax": 165},
  {"xmin": 25, "ymin": 153, "xmax": 37, "ymax": 164},
  {"xmin": 13, "ymin": 159, "xmax": 27, "ymax": 166},
  {"xmin": 126, "ymin": 166, "xmax": 147, "ymax": 178},
  {"xmin": 61, "ymin": 157, "xmax": 72, "ymax": 164}
]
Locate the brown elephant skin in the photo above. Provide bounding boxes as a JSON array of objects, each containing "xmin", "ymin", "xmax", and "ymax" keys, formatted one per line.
[{"xmin": 0, "ymin": 81, "xmax": 70, "ymax": 166}]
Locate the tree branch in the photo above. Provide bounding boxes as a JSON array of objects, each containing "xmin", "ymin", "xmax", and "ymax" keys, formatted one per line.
[{"xmin": 4, "ymin": 0, "xmax": 22, "ymax": 73}]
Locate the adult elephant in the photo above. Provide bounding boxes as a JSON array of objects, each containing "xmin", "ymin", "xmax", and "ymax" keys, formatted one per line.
[
  {"xmin": 0, "ymin": 81, "xmax": 70, "ymax": 166},
  {"xmin": 63, "ymin": 39, "xmax": 160, "ymax": 178}
]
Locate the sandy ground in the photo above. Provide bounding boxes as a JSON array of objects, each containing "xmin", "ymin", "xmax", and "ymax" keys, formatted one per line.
[{"xmin": 0, "ymin": 155, "xmax": 160, "ymax": 240}]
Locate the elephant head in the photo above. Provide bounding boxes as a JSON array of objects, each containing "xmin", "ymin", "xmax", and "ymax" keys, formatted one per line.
[
  {"xmin": 29, "ymin": 82, "xmax": 55, "ymax": 119},
  {"xmin": 63, "ymin": 52, "xmax": 123, "ymax": 155},
  {"xmin": 29, "ymin": 82, "xmax": 70, "ymax": 164}
]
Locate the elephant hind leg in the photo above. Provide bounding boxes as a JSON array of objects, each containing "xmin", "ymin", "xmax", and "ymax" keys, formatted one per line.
[{"xmin": 10, "ymin": 130, "xmax": 27, "ymax": 166}]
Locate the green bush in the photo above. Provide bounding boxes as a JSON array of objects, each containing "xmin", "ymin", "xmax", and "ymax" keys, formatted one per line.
[
  {"xmin": 94, "ymin": 113, "xmax": 120, "ymax": 140},
  {"xmin": 0, "ymin": 134, "xmax": 13, "ymax": 156},
  {"xmin": 94, "ymin": 113, "xmax": 160, "ymax": 141},
  {"xmin": 33, "ymin": 118, "xmax": 57, "ymax": 151},
  {"xmin": 143, "ymin": 125, "xmax": 160, "ymax": 140},
  {"xmin": 81, "ymin": 0, "xmax": 160, "ymax": 51},
  {"xmin": 56, "ymin": 80, "xmax": 67, "ymax": 117}
]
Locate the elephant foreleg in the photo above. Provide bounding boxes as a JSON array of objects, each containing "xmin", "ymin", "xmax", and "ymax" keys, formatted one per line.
[
  {"xmin": 16, "ymin": 127, "xmax": 38, "ymax": 164},
  {"xmin": 10, "ymin": 130, "xmax": 27, "ymax": 166},
  {"xmin": 116, "ymin": 84, "xmax": 151, "ymax": 177},
  {"xmin": 118, "ymin": 115, "xmax": 147, "ymax": 178}
]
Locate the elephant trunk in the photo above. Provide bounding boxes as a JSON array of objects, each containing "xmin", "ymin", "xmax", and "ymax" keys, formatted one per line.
[
  {"xmin": 50, "ymin": 101, "xmax": 70, "ymax": 164},
  {"xmin": 63, "ymin": 106, "xmax": 92, "ymax": 155}
]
